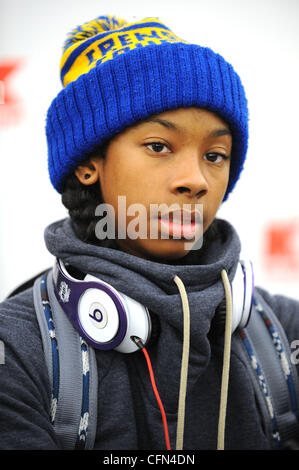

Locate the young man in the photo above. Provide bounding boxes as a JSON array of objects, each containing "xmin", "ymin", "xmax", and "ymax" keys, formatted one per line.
[{"xmin": 0, "ymin": 15, "xmax": 299, "ymax": 451}]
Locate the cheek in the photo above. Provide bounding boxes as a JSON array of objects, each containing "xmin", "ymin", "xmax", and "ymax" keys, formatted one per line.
[
  {"xmin": 100, "ymin": 156, "xmax": 147, "ymax": 207},
  {"xmin": 212, "ymin": 165, "xmax": 230, "ymax": 198},
  {"xmin": 217, "ymin": 173, "xmax": 230, "ymax": 201},
  {"xmin": 204, "ymin": 169, "xmax": 230, "ymax": 218},
  {"xmin": 100, "ymin": 158, "xmax": 124, "ymax": 195}
]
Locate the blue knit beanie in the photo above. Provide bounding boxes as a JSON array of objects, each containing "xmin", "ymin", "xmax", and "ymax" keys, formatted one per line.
[{"xmin": 46, "ymin": 15, "xmax": 248, "ymax": 200}]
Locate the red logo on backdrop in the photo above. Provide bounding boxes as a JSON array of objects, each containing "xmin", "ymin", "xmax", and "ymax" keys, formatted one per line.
[
  {"xmin": 263, "ymin": 219, "xmax": 299, "ymax": 278},
  {"xmin": 0, "ymin": 59, "xmax": 23, "ymax": 127}
]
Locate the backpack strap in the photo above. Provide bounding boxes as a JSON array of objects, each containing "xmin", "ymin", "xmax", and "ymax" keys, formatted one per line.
[
  {"xmin": 238, "ymin": 289, "xmax": 299, "ymax": 449},
  {"xmin": 33, "ymin": 270, "xmax": 98, "ymax": 450}
]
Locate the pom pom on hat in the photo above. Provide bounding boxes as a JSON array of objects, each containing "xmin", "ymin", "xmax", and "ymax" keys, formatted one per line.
[
  {"xmin": 59, "ymin": 15, "xmax": 188, "ymax": 87},
  {"xmin": 46, "ymin": 14, "xmax": 248, "ymax": 199},
  {"xmin": 60, "ymin": 15, "xmax": 128, "ymax": 86},
  {"xmin": 62, "ymin": 16, "xmax": 127, "ymax": 53}
]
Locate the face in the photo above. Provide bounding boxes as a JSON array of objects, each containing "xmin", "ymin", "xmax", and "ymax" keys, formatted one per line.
[{"xmin": 76, "ymin": 107, "xmax": 232, "ymax": 261}]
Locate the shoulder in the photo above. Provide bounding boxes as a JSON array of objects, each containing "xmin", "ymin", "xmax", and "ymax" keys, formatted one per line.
[
  {"xmin": 0, "ymin": 285, "xmax": 47, "ymax": 379},
  {"xmin": 0, "ymin": 286, "xmax": 61, "ymax": 449},
  {"xmin": 0, "ymin": 285, "xmax": 35, "ymax": 321},
  {"xmin": 255, "ymin": 286, "xmax": 299, "ymax": 340},
  {"xmin": 255, "ymin": 286, "xmax": 299, "ymax": 378},
  {"xmin": 0, "ymin": 286, "xmax": 39, "ymax": 341}
]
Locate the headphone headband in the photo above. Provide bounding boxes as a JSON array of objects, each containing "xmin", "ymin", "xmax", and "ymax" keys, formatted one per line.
[{"xmin": 52, "ymin": 257, "xmax": 254, "ymax": 353}]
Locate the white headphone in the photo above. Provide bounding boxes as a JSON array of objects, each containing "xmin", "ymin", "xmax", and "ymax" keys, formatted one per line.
[
  {"xmin": 52, "ymin": 258, "xmax": 254, "ymax": 354},
  {"xmin": 231, "ymin": 259, "xmax": 254, "ymax": 333}
]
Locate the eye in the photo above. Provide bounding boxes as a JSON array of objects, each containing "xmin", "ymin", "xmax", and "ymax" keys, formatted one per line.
[
  {"xmin": 204, "ymin": 152, "xmax": 230, "ymax": 163},
  {"xmin": 144, "ymin": 142, "xmax": 170, "ymax": 153}
]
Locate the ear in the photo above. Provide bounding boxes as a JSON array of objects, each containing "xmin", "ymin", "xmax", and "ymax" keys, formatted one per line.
[{"xmin": 75, "ymin": 159, "xmax": 101, "ymax": 186}]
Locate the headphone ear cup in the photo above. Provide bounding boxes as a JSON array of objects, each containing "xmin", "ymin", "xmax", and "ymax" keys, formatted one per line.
[
  {"xmin": 78, "ymin": 287, "xmax": 120, "ymax": 345},
  {"xmin": 113, "ymin": 292, "xmax": 152, "ymax": 354},
  {"xmin": 210, "ymin": 259, "xmax": 254, "ymax": 337},
  {"xmin": 239, "ymin": 259, "xmax": 254, "ymax": 329}
]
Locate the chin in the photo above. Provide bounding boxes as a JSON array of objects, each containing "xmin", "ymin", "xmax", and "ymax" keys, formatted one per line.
[{"xmin": 120, "ymin": 238, "xmax": 196, "ymax": 262}]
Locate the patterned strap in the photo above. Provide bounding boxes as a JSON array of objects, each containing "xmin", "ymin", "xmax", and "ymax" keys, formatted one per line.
[
  {"xmin": 75, "ymin": 337, "xmax": 91, "ymax": 449},
  {"xmin": 33, "ymin": 271, "xmax": 98, "ymax": 449},
  {"xmin": 40, "ymin": 274, "xmax": 60, "ymax": 425},
  {"xmin": 239, "ymin": 327, "xmax": 281, "ymax": 448},
  {"xmin": 253, "ymin": 296, "xmax": 299, "ymax": 419},
  {"xmin": 239, "ymin": 292, "xmax": 299, "ymax": 449}
]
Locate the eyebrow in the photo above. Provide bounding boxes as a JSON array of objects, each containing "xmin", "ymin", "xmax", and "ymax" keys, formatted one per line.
[{"xmin": 140, "ymin": 117, "xmax": 232, "ymax": 138}]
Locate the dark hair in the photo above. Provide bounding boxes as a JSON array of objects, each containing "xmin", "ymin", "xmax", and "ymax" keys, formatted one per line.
[{"xmin": 61, "ymin": 142, "xmax": 109, "ymax": 244}]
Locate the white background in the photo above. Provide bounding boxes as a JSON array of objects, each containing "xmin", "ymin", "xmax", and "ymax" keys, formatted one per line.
[{"xmin": 0, "ymin": 0, "xmax": 299, "ymax": 301}]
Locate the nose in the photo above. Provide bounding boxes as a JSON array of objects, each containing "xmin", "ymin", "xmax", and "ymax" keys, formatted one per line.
[{"xmin": 169, "ymin": 152, "xmax": 208, "ymax": 199}]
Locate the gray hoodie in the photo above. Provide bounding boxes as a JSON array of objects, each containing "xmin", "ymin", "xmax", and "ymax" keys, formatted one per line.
[{"xmin": 1, "ymin": 217, "xmax": 299, "ymax": 450}]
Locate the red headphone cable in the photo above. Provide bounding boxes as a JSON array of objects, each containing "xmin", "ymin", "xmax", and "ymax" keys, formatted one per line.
[{"xmin": 131, "ymin": 336, "xmax": 171, "ymax": 450}]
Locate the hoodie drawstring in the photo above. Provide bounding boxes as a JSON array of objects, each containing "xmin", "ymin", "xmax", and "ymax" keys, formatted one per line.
[
  {"xmin": 173, "ymin": 275, "xmax": 191, "ymax": 450},
  {"xmin": 217, "ymin": 269, "xmax": 233, "ymax": 450},
  {"xmin": 173, "ymin": 269, "xmax": 233, "ymax": 451}
]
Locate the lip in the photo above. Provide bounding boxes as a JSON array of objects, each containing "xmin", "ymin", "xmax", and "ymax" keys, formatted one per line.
[
  {"xmin": 159, "ymin": 209, "xmax": 200, "ymax": 223},
  {"xmin": 156, "ymin": 209, "xmax": 202, "ymax": 239}
]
